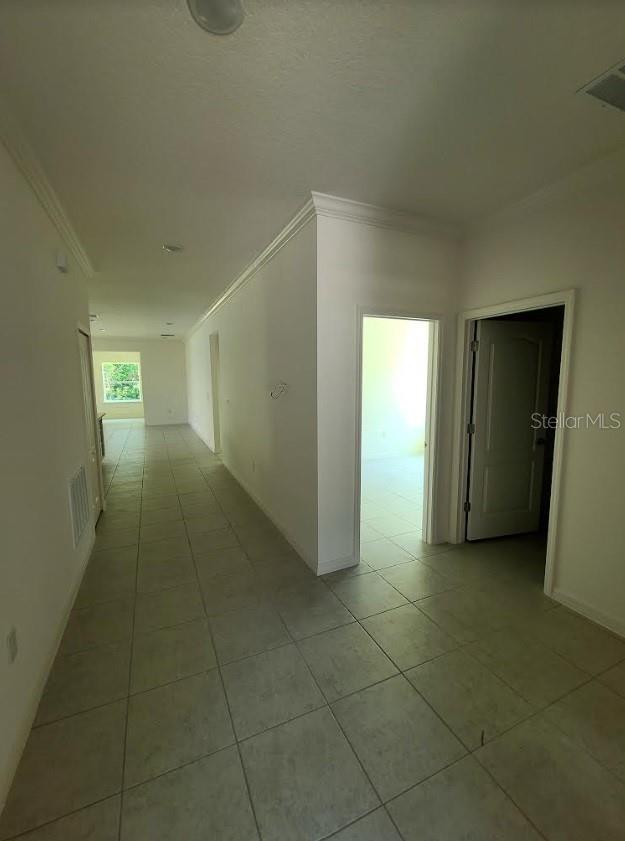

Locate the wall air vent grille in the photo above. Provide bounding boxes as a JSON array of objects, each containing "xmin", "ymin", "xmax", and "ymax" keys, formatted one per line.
[
  {"xmin": 580, "ymin": 61, "xmax": 625, "ymax": 113},
  {"xmin": 69, "ymin": 465, "xmax": 90, "ymax": 546}
]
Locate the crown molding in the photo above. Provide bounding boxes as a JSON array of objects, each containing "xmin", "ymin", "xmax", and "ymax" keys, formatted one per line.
[
  {"xmin": 0, "ymin": 97, "xmax": 94, "ymax": 277},
  {"xmin": 311, "ymin": 191, "xmax": 458, "ymax": 237},
  {"xmin": 187, "ymin": 190, "xmax": 458, "ymax": 338},
  {"xmin": 188, "ymin": 196, "xmax": 316, "ymax": 335}
]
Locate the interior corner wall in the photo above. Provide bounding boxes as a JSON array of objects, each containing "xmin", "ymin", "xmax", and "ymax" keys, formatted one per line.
[
  {"xmin": 461, "ymin": 150, "xmax": 625, "ymax": 636},
  {"xmin": 185, "ymin": 218, "xmax": 318, "ymax": 570},
  {"xmin": 92, "ymin": 349, "xmax": 144, "ymax": 419},
  {"xmin": 0, "ymin": 141, "xmax": 92, "ymax": 807},
  {"xmin": 91, "ymin": 338, "xmax": 187, "ymax": 426},
  {"xmin": 316, "ymin": 215, "xmax": 460, "ymax": 574}
]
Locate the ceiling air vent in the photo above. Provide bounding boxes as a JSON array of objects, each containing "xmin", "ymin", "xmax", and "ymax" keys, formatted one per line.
[
  {"xmin": 580, "ymin": 61, "xmax": 625, "ymax": 113},
  {"xmin": 160, "ymin": 333, "xmax": 175, "ymax": 337}
]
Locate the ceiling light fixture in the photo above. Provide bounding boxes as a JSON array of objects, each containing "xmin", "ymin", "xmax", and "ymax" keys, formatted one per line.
[
  {"xmin": 187, "ymin": 0, "xmax": 244, "ymax": 35},
  {"xmin": 162, "ymin": 243, "xmax": 183, "ymax": 253}
]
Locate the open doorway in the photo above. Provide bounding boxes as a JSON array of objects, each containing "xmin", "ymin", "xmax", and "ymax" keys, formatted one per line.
[
  {"xmin": 357, "ymin": 315, "xmax": 437, "ymax": 562},
  {"xmin": 209, "ymin": 332, "xmax": 221, "ymax": 454},
  {"xmin": 453, "ymin": 291, "xmax": 574, "ymax": 594}
]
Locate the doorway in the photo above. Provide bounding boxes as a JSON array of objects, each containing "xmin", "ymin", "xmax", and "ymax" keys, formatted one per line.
[
  {"xmin": 357, "ymin": 314, "xmax": 438, "ymax": 560},
  {"xmin": 78, "ymin": 329, "xmax": 104, "ymax": 520},
  {"xmin": 209, "ymin": 332, "xmax": 221, "ymax": 454},
  {"xmin": 452, "ymin": 290, "xmax": 575, "ymax": 594}
]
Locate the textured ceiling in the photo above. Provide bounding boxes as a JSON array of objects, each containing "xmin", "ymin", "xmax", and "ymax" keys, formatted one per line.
[{"xmin": 2, "ymin": 0, "xmax": 625, "ymax": 337}]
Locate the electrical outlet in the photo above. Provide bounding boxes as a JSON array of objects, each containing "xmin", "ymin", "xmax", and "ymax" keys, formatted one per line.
[{"xmin": 7, "ymin": 627, "xmax": 18, "ymax": 664}]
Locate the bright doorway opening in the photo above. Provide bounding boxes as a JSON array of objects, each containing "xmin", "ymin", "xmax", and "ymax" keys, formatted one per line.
[{"xmin": 357, "ymin": 315, "xmax": 437, "ymax": 564}]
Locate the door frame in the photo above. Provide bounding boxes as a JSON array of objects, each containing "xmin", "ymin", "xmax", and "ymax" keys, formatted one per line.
[
  {"xmin": 77, "ymin": 324, "xmax": 105, "ymax": 517},
  {"xmin": 354, "ymin": 306, "xmax": 443, "ymax": 556},
  {"xmin": 209, "ymin": 331, "xmax": 221, "ymax": 454},
  {"xmin": 449, "ymin": 289, "xmax": 576, "ymax": 595}
]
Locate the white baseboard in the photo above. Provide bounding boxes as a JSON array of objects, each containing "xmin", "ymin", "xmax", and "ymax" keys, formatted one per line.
[
  {"xmin": 551, "ymin": 587, "xmax": 625, "ymax": 640},
  {"xmin": 317, "ymin": 555, "xmax": 359, "ymax": 576},
  {"xmin": 0, "ymin": 528, "xmax": 95, "ymax": 814},
  {"xmin": 215, "ymin": 460, "xmax": 318, "ymax": 575}
]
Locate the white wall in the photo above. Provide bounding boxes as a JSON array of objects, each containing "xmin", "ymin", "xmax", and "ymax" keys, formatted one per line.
[
  {"xmin": 92, "ymin": 349, "xmax": 144, "ymax": 419},
  {"xmin": 317, "ymin": 215, "xmax": 459, "ymax": 573},
  {"xmin": 461, "ymin": 150, "xmax": 625, "ymax": 636},
  {"xmin": 186, "ymin": 219, "xmax": 318, "ymax": 568},
  {"xmin": 91, "ymin": 338, "xmax": 187, "ymax": 426},
  {"xmin": 0, "ymin": 141, "xmax": 92, "ymax": 806},
  {"xmin": 361, "ymin": 317, "xmax": 429, "ymax": 460}
]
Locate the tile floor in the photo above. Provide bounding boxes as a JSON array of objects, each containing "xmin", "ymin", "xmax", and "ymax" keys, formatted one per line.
[
  {"xmin": 360, "ymin": 455, "xmax": 425, "ymax": 568},
  {"xmin": 2, "ymin": 421, "xmax": 625, "ymax": 840}
]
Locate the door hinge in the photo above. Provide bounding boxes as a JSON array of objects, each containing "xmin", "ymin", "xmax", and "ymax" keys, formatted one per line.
[
  {"xmin": 467, "ymin": 422, "xmax": 476, "ymax": 435},
  {"xmin": 470, "ymin": 339, "xmax": 479, "ymax": 352},
  {"xmin": 464, "ymin": 501, "xmax": 471, "ymax": 513}
]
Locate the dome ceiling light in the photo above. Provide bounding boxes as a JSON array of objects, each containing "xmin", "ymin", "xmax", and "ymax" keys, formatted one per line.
[{"xmin": 187, "ymin": 0, "xmax": 245, "ymax": 35}]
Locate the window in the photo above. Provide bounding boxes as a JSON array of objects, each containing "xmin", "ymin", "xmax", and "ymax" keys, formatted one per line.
[{"xmin": 102, "ymin": 362, "xmax": 142, "ymax": 402}]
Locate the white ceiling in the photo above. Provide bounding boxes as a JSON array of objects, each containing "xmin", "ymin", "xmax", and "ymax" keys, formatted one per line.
[{"xmin": 2, "ymin": 0, "xmax": 625, "ymax": 337}]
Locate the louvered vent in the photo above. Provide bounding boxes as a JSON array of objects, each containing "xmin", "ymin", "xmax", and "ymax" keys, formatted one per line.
[
  {"xmin": 69, "ymin": 465, "xmax": 90, "ymax": 546},
  {"xmin": 581, "ymin": 62, "xmax": 625, "ymax": 113}
]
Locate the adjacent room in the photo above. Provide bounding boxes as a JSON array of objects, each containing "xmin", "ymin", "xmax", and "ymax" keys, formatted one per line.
[
  {"xmin": 2, "ymin": 2, "xmax": 625, "ymax": 841},
  {"xmin": 359, "ymin": 316, "xmax": 431, "ymax": 554}
]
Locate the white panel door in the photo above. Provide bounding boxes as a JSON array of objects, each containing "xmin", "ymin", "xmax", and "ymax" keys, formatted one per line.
[
  {"xmin": 78, "ymin": 330, "xmax": 103, "ymax": 518},
  {"xmin": 466, "ymin": 319, "xmax": 553, "ymax": 541}
]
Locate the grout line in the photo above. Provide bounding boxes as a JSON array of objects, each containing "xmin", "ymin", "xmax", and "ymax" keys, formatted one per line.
[{"xmin": 115, "ymin": 434, "xmax": 144, "ymax": 841}]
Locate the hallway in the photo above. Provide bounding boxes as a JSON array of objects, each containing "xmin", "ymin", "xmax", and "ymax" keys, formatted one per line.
[{"xmin": 2, "ymin": 423, "xmax": 625, "ymax": 840}]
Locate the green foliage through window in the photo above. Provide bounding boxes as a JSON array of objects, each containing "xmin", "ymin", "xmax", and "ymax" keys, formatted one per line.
[{"xmin": 102, "ymin": 362, "xmax": 142, "ymax": 402}]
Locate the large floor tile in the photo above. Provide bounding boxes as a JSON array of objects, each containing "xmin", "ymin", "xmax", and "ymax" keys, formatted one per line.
[
  {"xmin": 59, "ymin": 597, "xmax": 133, "ymax": 655},
  {"xmin": 141, "ymin": 494, "xmax": 180, "ymax": 513},
  {"xmin": 184, "ymin": 511, "xmax": 229, "ymax": 535},
  {"xmin": 361, "ymin": 603, "xmax": 456, "ymax": 670},
  {"xmin": 388, "ymin": 755, "xmax": 542, "ymax": 841},
  {"xmin": 360, "ymin": 539, "xmax": 414, "ymax": 570},
  {"xmin": 467, "ymin": 628, "xmax": 589, "ymax": 708},
  {"xmin": 600, "ymin": 660, "xmax": 625, "ymax": 698},
  {"xmin": 137, "ymin": 552, "xmax": 196, "ymax": 593},
  {"xmin": 95, "ymin": 527, "xmax": 139, "ymax": 551},
  {"xmin": 189, "ymin": 527, "xmax": 239, "ymax": 555},
  {"xmin": 138, "ymin": 536, "xmax": 190, "ymax": 563},
  {"xmin": 298, "ymin": 623, "xmax": 397, "ymax": 702},
  {"xmin": 326, "ymin": 808, "xmax": 401, "ymax": 840},
  {"xmin": 9, "ymin": 797, "xmax": 120, "ymax": 841},
  {"xmin": 200, "ymin": 569, "xmax": 268, "ymax": 615},
  {"xmin": 477, "ymin": 716, "xmax": 625, "ymax": 841},
  {"xmin": 406, "ymin": 648, "xmax": 532, "ymax": 749},
  {"xmin": 210, "ymin": 603, "xmax": 291, "ymax": 664},
  {"xmin": 273, "ymin": 581, "xmax": 354, "ymax": 639},
  {"xmin": 131, "ymin": 619, "xmax": 216, "ymax": 693},
  {"xmin": 194, "ymin": 546, "xmax": 253, "ymax": 579},
  {"xmin": 379, "ymin": 560, "xmax": 458, "ymax": 601},
  {"xmin": 134, "ymin": 583, "xmax": 205, "ymax": 633},
  {"xmin": 365, "ymin": 514, "xmax": 415, "ymax": 538},
  {"xmin": 241, "ymin": 707, "xmax": 378, "ymax": 841},
  {"xmin": 518, "ymin": 607, "xmax": 625, "ymax": 674},
  {"xmin": 121, "ymin": 748, "xmax": 257, "ymax": 841},
  {"xmin": 330, "ymin": 572, "xmax": 408, "ymax": 619},
  {"xmin": 35, "ymin": 641, "xmax": 131, "ymax": 725},
  {"xmin": 74, "ymin": 547, "xmax": 137, "ymax": 608},
  {"xmin": 332, "ymin": 675, "xmax": 465, "ymax": 801},
  {"xmin": 543, "ymin": 680, "xmax": 625, "ymax": 770},
  {"xmin": 223, "ymin": 644, "xmax": 325, "ymax": 738},
  {"xmin": 124, "ymin": 671, "xmax": 234, "ymax": 787},
  {"xmin": 140, "ymin": 519, "xmax": 187, "ymax": 544},
  {"xmin": 391, "ymin": 533, "xmax": 452, "ymax": 559},
  {"xmin": 0, "ymin": 702, "xmax": 126, "ymax": 839},
  {"xmin": 415, "ymin": 588, "xmax": 514, "ymax": 643}
]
